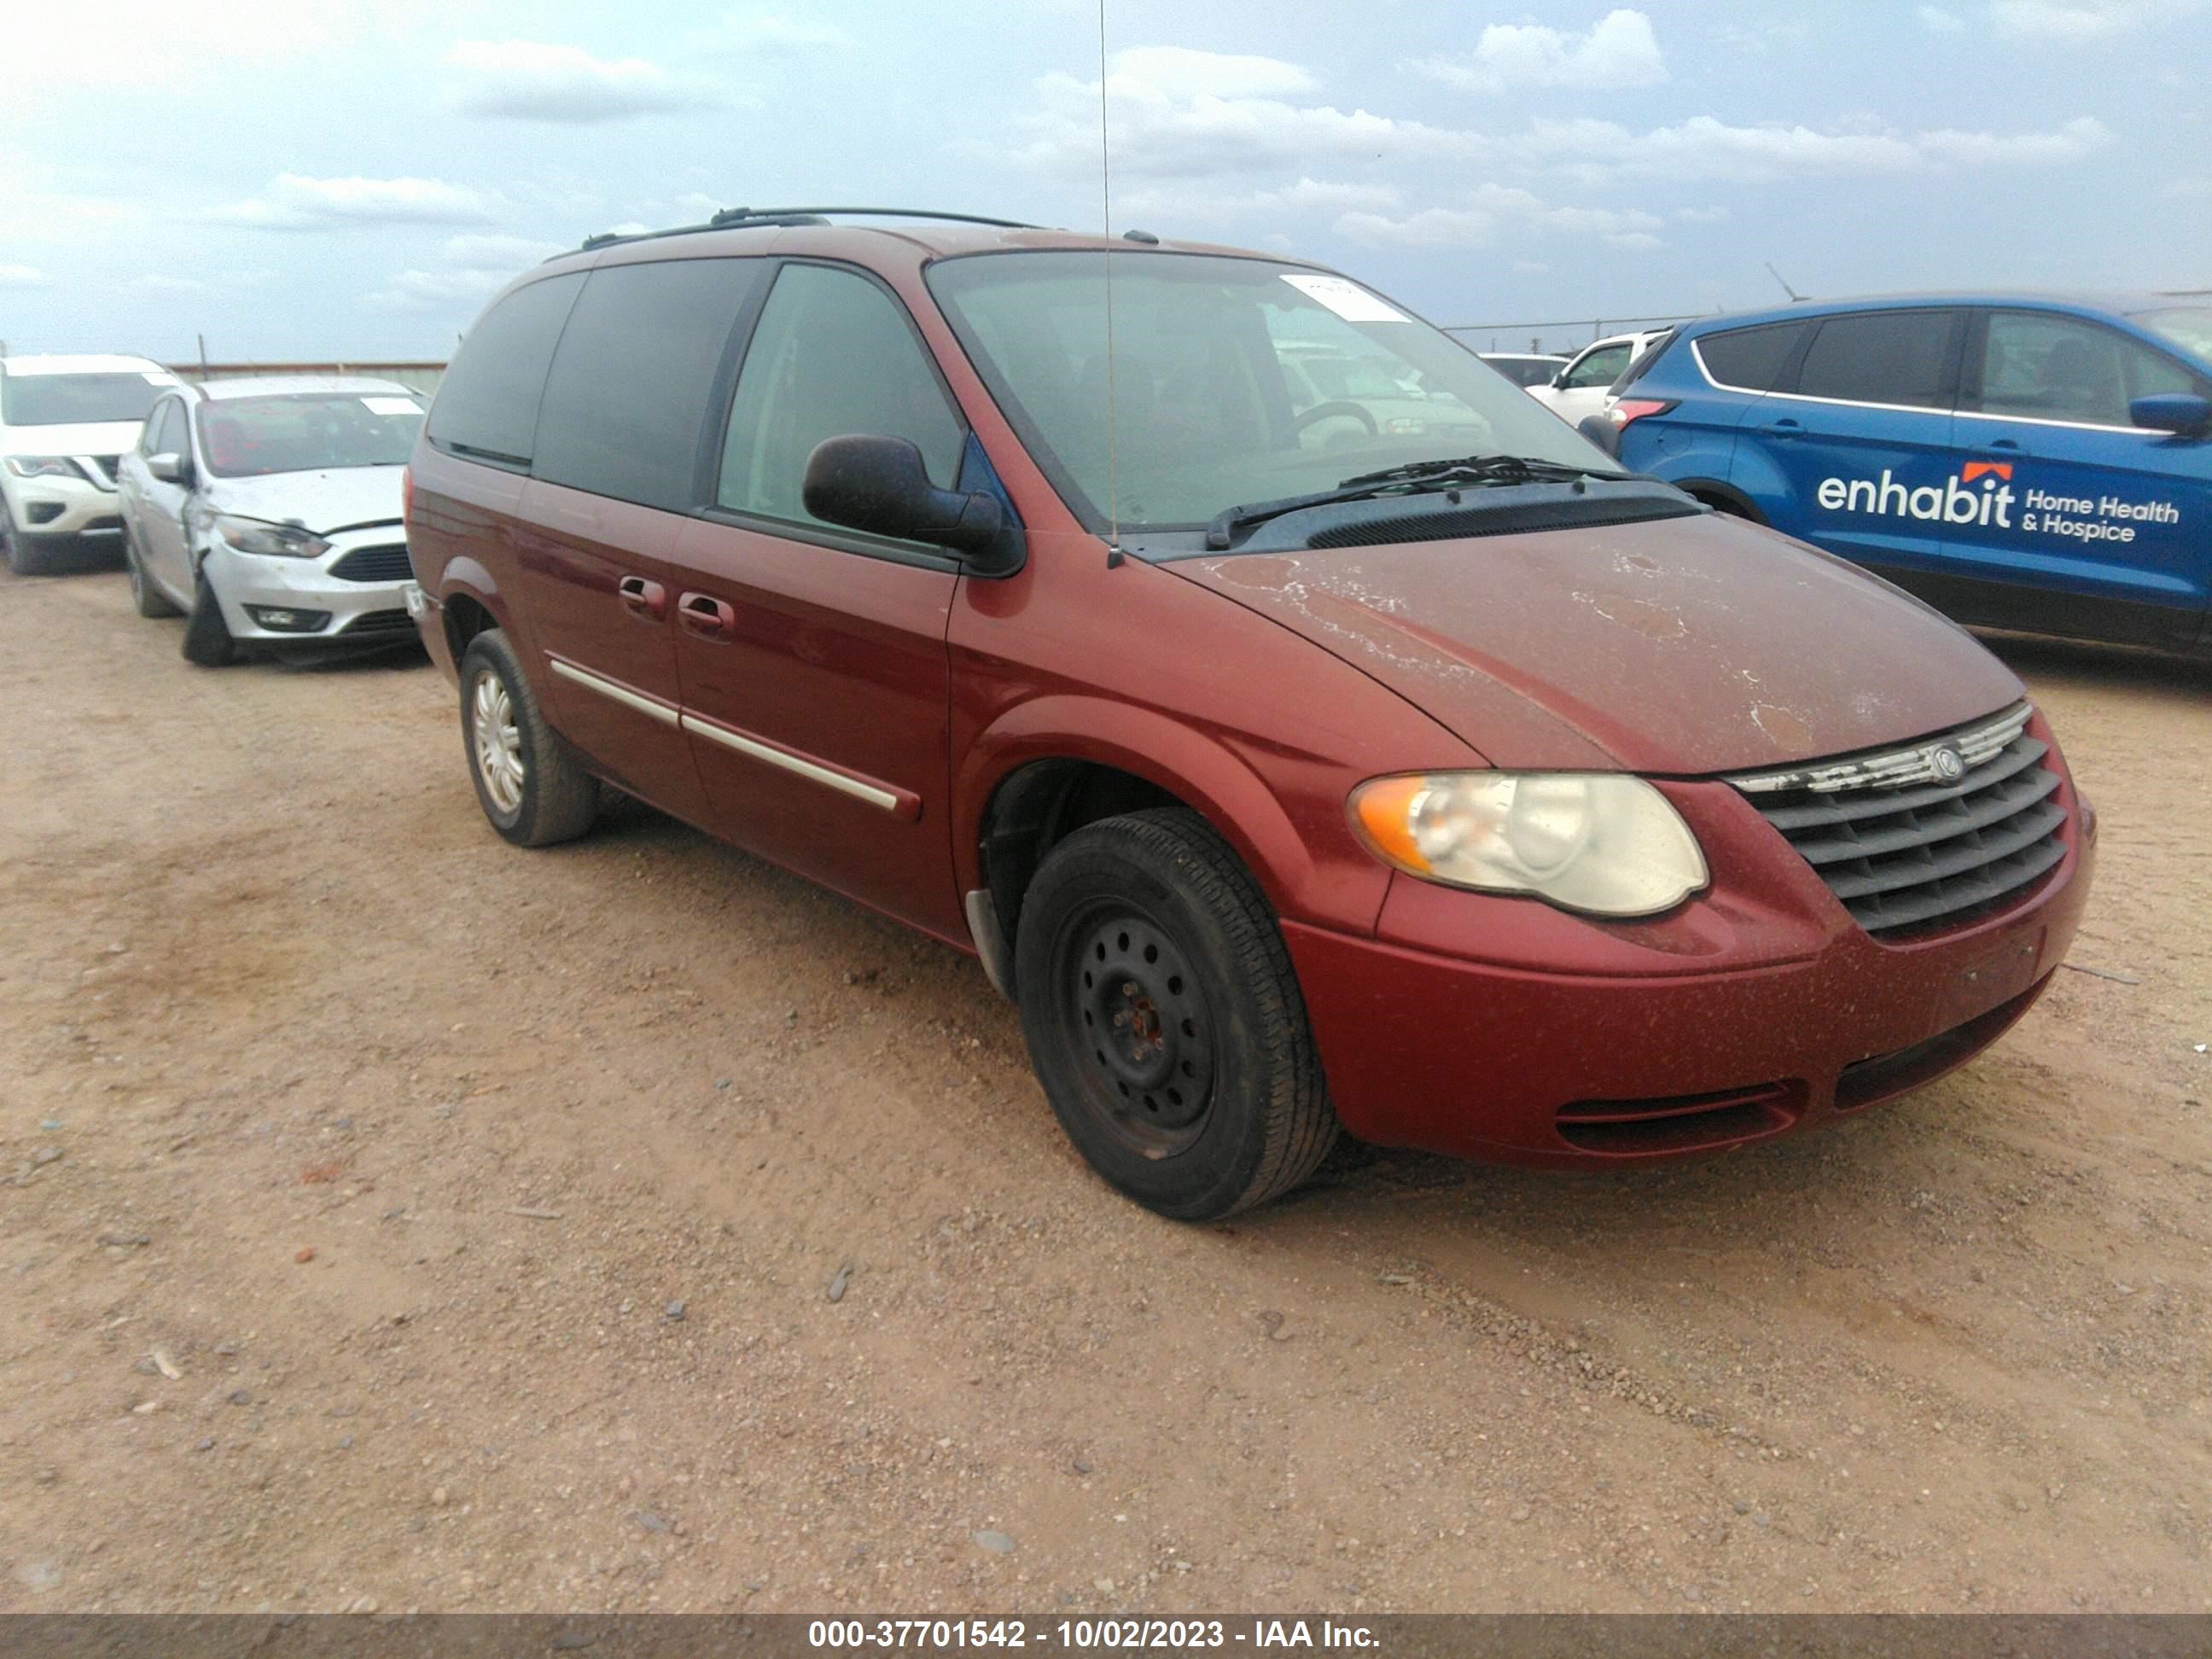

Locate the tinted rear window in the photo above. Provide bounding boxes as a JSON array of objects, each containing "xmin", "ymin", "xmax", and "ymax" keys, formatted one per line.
[
  {"xmin": 425, "ymin": 274, "xmax": 583, "ymax": 466},
  {"xmin": 1790, "ymin": 311, "xmax": 1957, "ymax": 409},
  {"xmin": 533, "ymin": 259, "xmax": 765, "ymax": 511},
  {"xmin": 1694, "ymin": 323, "xmax": 1808, "ymax": 392}
]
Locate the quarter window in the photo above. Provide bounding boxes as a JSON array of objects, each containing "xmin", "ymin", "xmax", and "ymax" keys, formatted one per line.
[
  {"xmin": 533, "ymin": 259, "xmax": 765, "ymax": 511},
  {"xmin": 1790, "ymin": 311, "xmax": 1958, "ymax": 409},
  {"xmin": 424, "ymin": 273, "xmax": 583, "ymax": 466},
  {"xmin": 1974, "ymin": 311, "xmax": 2201, "ymax": 428},
  {"xmin": 717, "ymin": 264, "xmax": 964, "ymax": 531},
  {"xmin": 1695, "ymin": 323, "xmax": 1809, "ymax": 392}
]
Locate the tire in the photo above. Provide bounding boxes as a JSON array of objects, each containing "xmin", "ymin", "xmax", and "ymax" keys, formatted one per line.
[
  {"xmin": 180, "ymin": 570, "xmax": 239, "ymax": 666},
  {"xmin": 3, "ymin": 501, "xmax": 47, "ymax": 576},
  {"xmin": 125, "ymin": 524, "xmax": 180, "ymax": 618},
  {"xmin": 458, "ymin": 628, "xmax": 599, "ymax": 847},
  {"xmin": 1014, "ymin": 808, "xmax": 1337, "ymax": 1220}
]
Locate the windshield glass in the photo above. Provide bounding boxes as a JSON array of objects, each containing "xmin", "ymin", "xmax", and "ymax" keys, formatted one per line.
[
  {"xmin": 198, "ymin": 393, "xmax": 425, "ymax": 479},
  {"xmin": 2128, "ymin": 306, "xmax": 2212, "ymax": 364},
  {"xmin": 927, "ymin": 252, "xmax": 1614, "ymax": 532},
  {"xmin": 2, "ymin": 371, "xmax": 169, "ymax": 428}
]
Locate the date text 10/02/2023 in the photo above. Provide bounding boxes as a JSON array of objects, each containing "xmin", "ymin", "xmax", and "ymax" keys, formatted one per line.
[{"xmin": 806, "ymin": 1618, "xmax": 1382, "ymax": 1649}]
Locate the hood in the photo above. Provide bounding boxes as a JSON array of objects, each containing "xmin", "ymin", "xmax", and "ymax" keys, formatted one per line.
[
  {"xmin": 1174, "ymin": 512, "xmax": 2024, "ymax": 775},
  {"xmin": 2, "ymin": 420, "xmax": 147, "ymax": 458},
  {"xmin": 201, "ymin": 467, "xmax": 405, "ymax": 536}
]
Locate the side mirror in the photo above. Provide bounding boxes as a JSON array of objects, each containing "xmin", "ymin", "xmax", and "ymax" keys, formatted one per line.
[
  {"xmin": 148, "ymin": 451, "xmax": 191, "ymax": 486},
  {"xmin": 1575, "ymin": 412, "xmax": 1622, "ymax": 459},
  {"xmin": 2129, "ymin": 393, "xmax": 2211, "ymax": 438},
  {"xmin": 802, "ymin": 435, "xmax": 1021, "ymax": 573}
]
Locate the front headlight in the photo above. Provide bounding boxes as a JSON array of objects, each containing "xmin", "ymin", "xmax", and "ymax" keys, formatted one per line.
[
  {"xmin": 4, "ymin": 456, "xmax": 79, "ymax": 479},
  {"xmin": 214, "ymin": 515, "xmax": 331, "ymax": 559},
  {"xmin": 1350, "ymin": 771, "xmax": 1708, "ymax": 917}
]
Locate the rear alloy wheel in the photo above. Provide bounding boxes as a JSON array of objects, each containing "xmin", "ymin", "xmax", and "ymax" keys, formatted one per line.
[
  {"xmin": 180, "ymin": 570, "xmax": 239, "ymax": 666},
  {"xmin": 458, "ymin": 628, "xmax": 599, "ymax": 847},
  {"xmin": 125, "ymin": 523, "xmax": 179, "ymax": 618},
  {"xmin": 1015, "ymin": 808, "xmax": 1337, "ymax": 1220}
]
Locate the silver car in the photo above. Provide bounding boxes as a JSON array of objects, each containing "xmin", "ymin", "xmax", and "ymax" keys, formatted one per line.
[{"xmin": 115, "ymin": 375, "xmax": 425, "ymax": 664}]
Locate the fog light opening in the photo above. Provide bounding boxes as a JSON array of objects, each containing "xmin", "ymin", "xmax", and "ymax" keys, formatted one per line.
[{"xmin": 246, "ymin": 606, "xmax": 331, "ymax": 633}]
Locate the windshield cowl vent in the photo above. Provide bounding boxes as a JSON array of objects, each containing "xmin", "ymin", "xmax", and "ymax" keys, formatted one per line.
[{"xmin": 1299, "ymin": 491, "xmax": 1701, "ymax": 551}]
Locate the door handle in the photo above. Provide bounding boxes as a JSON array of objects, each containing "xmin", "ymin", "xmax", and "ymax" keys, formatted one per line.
[
  {"xmin": 1765, "ymin": 417, "xmax": 1804, "ymax": 439},
  {"xmin": 1987, "ymin": 438, "xmax": 2022, "ymax": 451},
  {"xmin": 678, "ymin": 591, "xmax": 737, "ymax": 641},
  {"xmin": 616, "ymin": 574, "xmax": 667, "ymax": 620}
]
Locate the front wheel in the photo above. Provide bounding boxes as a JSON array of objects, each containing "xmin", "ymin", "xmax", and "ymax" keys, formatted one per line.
[
  {"xmin": 180, "ymin": 570, "xmax": 238, "ymax": 665},
  {"xmin": 458, "ymin": 628, "xmax": 599, "ymax": 847},
  {"xmin": 1014, "ymin": 808, "xmax": 1338, "ymax": 1220},
  {"xmin": 125, "ymin": 524, "xmax": 180, "ymax": 618},
  {"xmin": 3, "ymin": 499, "xmax": 46, "ymax": 576}
]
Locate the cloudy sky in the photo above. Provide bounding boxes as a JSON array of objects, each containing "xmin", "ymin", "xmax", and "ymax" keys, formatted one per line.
[{"xmin": 3, "ymin": 0, "xmax": 2205, "ymax": 362}]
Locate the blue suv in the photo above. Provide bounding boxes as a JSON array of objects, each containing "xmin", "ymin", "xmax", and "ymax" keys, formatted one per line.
[{"xmin": 1601, "ymin": 294, "xmax": 2212, "ymax": 655}]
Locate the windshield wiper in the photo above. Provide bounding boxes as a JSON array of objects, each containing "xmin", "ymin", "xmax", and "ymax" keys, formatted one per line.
[{"xmin": 1205, "ymin": 454, "xmax": 1621, "ymax": 550}]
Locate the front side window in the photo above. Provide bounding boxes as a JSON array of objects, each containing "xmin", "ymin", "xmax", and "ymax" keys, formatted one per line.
[
  {"xmin": 140, "ymin": 398, "xmax": 178, "ymax": 455},
  {"xmin": 1976, "ymin": 311, "xmax": 2203, "ymax": 427},
  {"xmin": 718, "ymin": 263, "xmax": 965, "ymax": 529},
  {"xmin": 534, "ymin": 258, "xmax": 764, "ymax": 512},
  {"xmin": 1, "ymin": 371, "xmax": 170, "ymax": 428},
  {"xmin": 1790, "ymin": 310, "xmax": 1959, "ymax": 409},
  {"xmin": 425, "ymin": 274, "xmax": 583, "ymax": 466},
  {"xmin": 1561, "ymin": 344, "xmax": 1631, "ymax": 390},
  {"xmin": 196, "ymin": 393, "xmax": 424, "ymax": 479},
  {"xmin": 927, "ymin": 252, "xmax": 1610, "ymax": 532},
  {"xmin": 2128, "ymin": 306, "xmax": 2212, "ymax": 364}
]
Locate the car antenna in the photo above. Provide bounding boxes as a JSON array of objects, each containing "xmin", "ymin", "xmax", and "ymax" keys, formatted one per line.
[
  {"xmin": 1097, "ymin": 0, "xmax": 1124, "ymax": 569},
  {"xmin": 1764, "ymin": 262, "xmax": 1807, "ymax": 303}
]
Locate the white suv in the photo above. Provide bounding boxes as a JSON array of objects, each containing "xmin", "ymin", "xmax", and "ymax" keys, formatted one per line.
[
  {"xmin": 1526, "ymin": 331, "xmax": 1671, "ymax": 429},
  {"xmin": 1, "ymin": 353, "xmax": 179, "ymax": 574}
]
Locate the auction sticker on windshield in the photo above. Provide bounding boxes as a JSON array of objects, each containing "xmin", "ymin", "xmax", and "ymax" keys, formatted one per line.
[{"xmin": 1279, "ymin": 273, "xmax": 1408, "ymax": 324}]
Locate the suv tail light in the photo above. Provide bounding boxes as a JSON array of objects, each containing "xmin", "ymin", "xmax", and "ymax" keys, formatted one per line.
[{"xmin": 1605, "ymin": 398, "xmax": 1677, "ymax": 432}]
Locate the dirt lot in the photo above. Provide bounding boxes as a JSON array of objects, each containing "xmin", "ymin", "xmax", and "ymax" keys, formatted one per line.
[{"xmin": 2, "ymin": 562, "xmax": 2209, "ymax": 1616}]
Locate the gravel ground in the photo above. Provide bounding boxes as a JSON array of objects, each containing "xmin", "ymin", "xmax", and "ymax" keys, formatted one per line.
[{"xmin": 2, "ymin": 562, "xmax": 2209, "ymax": 1615}]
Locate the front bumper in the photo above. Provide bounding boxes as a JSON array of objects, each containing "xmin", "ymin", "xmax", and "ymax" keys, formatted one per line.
[
  {"xmin": 4, "ymin": 471, "xmax": 122, "ymax": 538},
  {"xmin": 1287, "ymin": 750, "xmax": 2095, "ymax": 1166},
  {"xmin": 202, "ymin": 533, "xmax": 418, "ymax": 648}
]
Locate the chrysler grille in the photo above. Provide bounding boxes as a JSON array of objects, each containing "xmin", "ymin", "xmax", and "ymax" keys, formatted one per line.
[{"xmin": 1730, "ymin": 703, "xmax": 2067, "ymax": 937}]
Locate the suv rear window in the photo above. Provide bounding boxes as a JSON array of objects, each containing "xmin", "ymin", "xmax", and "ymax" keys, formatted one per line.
[
  {"xmin": 1790, "ymin": 311, "xmax": 1958, "ymax": 409},
  {"xmin": 1693, "ymin": 323, "xmax": 1808, "ymax": 392},
  {"xmin": 533, "ymin": 259, "xmax": 765, "ymax": 511},
  {"xmin": 425, "ymin": 274, "xmax": 583, "ymax": 467}
]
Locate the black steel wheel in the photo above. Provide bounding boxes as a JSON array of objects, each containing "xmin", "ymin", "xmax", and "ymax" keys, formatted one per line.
[{"xmin": 1014, "ymin": 808, "xmax": 1337, "ymax": 1220}]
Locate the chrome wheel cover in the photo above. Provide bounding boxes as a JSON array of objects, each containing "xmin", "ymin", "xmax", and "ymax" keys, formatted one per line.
[{"xmin": 471, "ymin": 669, "xmax": 525, "ymax": 815}]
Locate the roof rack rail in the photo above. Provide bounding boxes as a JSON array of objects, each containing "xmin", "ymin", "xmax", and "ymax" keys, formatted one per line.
[{"xmin": 567, "ymin": 207, "xmax": 1040, "ymax": 256}]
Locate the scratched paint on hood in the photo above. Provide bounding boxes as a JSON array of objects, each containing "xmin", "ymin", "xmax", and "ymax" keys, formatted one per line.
[{"xmin": 1173, "ymin": 512, "xmax": 2024, "ymax": 775}]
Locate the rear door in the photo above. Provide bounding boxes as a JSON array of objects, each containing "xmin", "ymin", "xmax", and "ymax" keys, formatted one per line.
[
  {"xmin": 1942, "ymin": 307, "xmax": 2212, "ymax": 650},
  {"xmin": 1744, "ymin": 306, "xmax": 1965, "ymax": 578},
  {"xmin": 1540, "ymin": 338, "xmax": 1637, "ymax": 425},
  {"xmin": 515, "ymin": 257, "xmax": 767, "ymax": 826},
  {"xmin": 671, "ymin": 259, "xmax": 968, "ymax": 940}
]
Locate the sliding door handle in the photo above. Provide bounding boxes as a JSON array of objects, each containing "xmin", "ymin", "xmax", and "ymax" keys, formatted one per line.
[{"xmin": 678, "ymin": 591, "xmax": 737, "ymax": 641}]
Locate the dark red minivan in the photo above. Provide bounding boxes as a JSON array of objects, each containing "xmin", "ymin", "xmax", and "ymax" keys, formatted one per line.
[{"xmin": 403, "ymin": 209, "xmax": 2094, "ymax": 1220}]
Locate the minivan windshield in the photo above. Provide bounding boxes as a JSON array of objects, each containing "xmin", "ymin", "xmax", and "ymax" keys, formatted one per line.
[
  {"xmin": 2129, "ymin": 306, "xmax": 2212, "ymax": 364},
  {"xmin": 927, "ymin": 252, "xmax": 1616, "ymax": 532},
  {"xmin": 2, "ymin": 371, "xmax": 169, "ymax": 428},
  {"xmin": 198, "ymin": 393, "xmax": 425, "ymax": 479}
]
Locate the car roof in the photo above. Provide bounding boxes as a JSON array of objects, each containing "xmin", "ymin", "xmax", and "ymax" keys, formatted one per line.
[
  {"xmin": 1481, "ymin": 352, "xmax": 1566, "ymax": 361},
  {"xmin": 0, "ymin": 352, "xmax": 168, "ymax": 376},
  {"xmin": 190, "ymin": 375, "xmax": 420, "ymax": 401},
  {"xmin": 1670, "ymin": 291, "xmax": 2191, "ymax": 337}
]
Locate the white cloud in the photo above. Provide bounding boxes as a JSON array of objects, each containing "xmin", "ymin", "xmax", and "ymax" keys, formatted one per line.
[
  {"xmin": 1917, "ymin": 4, "xmax": 1967, "ymax": 26},
  {"xmin": 439, "ymin": 233, "xmax": 563, "ymax": 269},
  {"xmin": 445, "ymin": 39, "xmax": 721, "ymax": 123},
  {"xmin": 1517, "ymin": 112, "xmax": 2111, "ymax": 183},
  {"xmin": 1019, "ymin": 48, "xmax": 1487, "ymax": 181},
  {"xmin": 1988, "ymin": 0, "xmax": 2199, "ymax": 38},
  {"xmin": 686, "ymin": 11, "xmax": 852, "ymax": 53},
  {"xmin": 1673, "ymin": 205, "xmax": 1731, "ymax": 222},
  {"xmin": 366, "ymin": 268, "xmax": 515, "ymax": 311},
  {"xmin": 1336, "ymin": 184, "xmax": 1666, "ymax": 249},
  {"xmin": 131, "ymin": 274, "xmax": 208, "ymax": 294},
  {"xmin": 1408, "ymin": 9, "xmax": 1667, "ymax": 95},
  {"xmin": 1114, "ymin": 176, "xmax": 1403, "ymax": 223},
  {"xmin": 0, "ymin": 263, "xmax": 49, "ymax": 288},
  {"xmin": 211, "ymin": 173, "xmax": 500, "ymax": 230}
]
